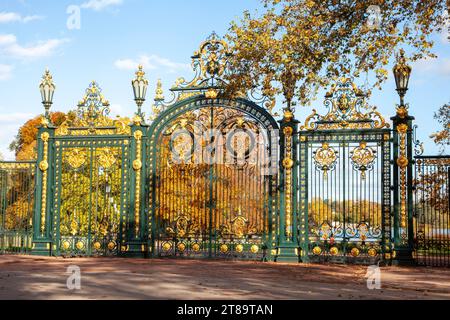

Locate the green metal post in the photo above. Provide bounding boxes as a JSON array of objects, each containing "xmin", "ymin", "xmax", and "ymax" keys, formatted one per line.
[
  {"xmin": 126, "ymin": 121, "xmax": 148, "ymax": 257},
  {"xmin": 32, "ymin": 125, "xmax": 55, "ymax": 256},
  {"xmin": 275, "ymin": 111, "xmax": 300, "ymax": 262},
  {"xmin": 391, "ymin": 107, "xmax": 415, "ymax": 265}
]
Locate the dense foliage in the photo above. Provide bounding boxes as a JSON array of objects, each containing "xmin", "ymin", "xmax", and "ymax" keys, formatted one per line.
[{"xmin": 226, "ymin": 0, "xmax": 448, "ymax": 108}]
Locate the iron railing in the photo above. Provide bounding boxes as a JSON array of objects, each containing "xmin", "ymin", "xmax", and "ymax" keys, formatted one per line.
[
  {"xmin": 0, "ymin": 161, "xmax": 36, "ymax": 254},
  {"xmin": 414, "ymin": 156, "xmax": 450, "ymax": 267}
]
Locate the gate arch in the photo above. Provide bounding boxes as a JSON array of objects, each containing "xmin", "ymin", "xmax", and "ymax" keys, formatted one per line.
[{"xmin": 146, "ymin": 95, "xmax": 279, "ymax": 259}]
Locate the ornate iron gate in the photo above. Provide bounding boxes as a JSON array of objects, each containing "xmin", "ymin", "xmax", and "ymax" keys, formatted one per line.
[
  {"xmin": 0, "ymin": 162, "xmax": 35, "ymax": 254},
  {"xmin": 414, "ymin": 156, "xmax": 450, "ymax": 266},
  {"xmin": 45, "ymin": 82, "xmax": 133, "ymax": 257},
  {"xmin": 148, "ymin": 100, "xmax": 278, "ymax": 259},
  {"xmin": 295, "ymin": 78, "xmax": 393, "ymax": 264}
]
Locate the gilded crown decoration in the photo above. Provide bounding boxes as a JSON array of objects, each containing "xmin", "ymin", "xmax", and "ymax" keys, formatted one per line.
[
  {"xmin": 302, "ymin": 78, "xmax": 389, "ymax": 131},
  {"xmin": 55, "ymin": 81, "xmax": 131, "ymax": 136}
]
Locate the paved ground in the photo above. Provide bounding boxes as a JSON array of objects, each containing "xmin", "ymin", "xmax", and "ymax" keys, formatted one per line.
[{"xmin": 0, "ymin": 255, "xmax": 450, "ymax": 300}]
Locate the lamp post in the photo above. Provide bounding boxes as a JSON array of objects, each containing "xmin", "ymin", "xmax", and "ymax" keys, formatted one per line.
[
  {"xmin": 39, "ymin": 68, "xmax": 55, "ymax": 121},
  {"xmin": 132, "ymin": 65, "xmax": 148, "ymax": 121},
  {"xmin": 393, "ymin": 49, "xmax": 412, "ymax": 107},
  {"xmin": 392, "ymin": 49, "xmax": 415, "ymax": 265}
]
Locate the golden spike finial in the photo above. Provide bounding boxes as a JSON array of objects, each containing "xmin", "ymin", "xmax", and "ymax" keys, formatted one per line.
[{"xmin": 155, "ymin": 79, "xmax": 165, "ymax": 101}]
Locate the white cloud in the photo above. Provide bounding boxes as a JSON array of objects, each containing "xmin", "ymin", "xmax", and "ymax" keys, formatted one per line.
[
  {"xmin": 0, "ymin": 12, "xmax": 44, "ymax": 24},
  {"xmin": 81, "ymin": 0, "xmax": 123, "ymax": 11},
  {"xmin": 0, "ymin": 64, "xmax": 13, "ymax": 80},
  {"xmin": 0, "ymin": 34, "xmax": 69, "ymax": 60},
  {"xmin": 413, "ymin": 56, "xmax": 450, "ymax": 77},
  {"xmin": 0, "ymin": 112, "xmax": 34, "ymax": 123},
  {"xmin": 109, "ymin": 104, "xmax": 124, "ymax": 116},
  {"xmin": 0, "ymin": 112, "xmax": 35, "ymax": 161},
  {"xmin": 114, "ymin": 54, "xmax": 190, "ymax": 73}
]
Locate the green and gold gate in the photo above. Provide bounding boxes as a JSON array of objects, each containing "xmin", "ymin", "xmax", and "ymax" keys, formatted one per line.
[
  {"xmin": 0, "ymin": 162, "xmax": 35, "ymax": 254},
  {"xmin": 148, "ymin": 99, "xmax": 278, "ymax": 259},
  {"xmin": 294, "ymin": 78, "xmax": 393, "ymax": 264},
  {"xmin": 37, "ymin": 82, "xmax": 134, "ymax": 256},
  {"xmin": 0, "ymin": 33, "xmax": 437, "ymax": 266},
  {"xmin": 145, "ymin": 33, "xmax": 279, "ymax": 259}
]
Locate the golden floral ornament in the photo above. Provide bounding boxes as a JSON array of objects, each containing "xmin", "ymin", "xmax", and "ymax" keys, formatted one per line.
[
  {"xmin": 108, "ymin": 242, "xmax": 116, "ymax": 250},
  {"xmin": 351, "ymin": 248, "xmax": 360, "ymax": 257},
  {"xmin": 97, "ymin": 148, "xmax": 117, "ymax": 169},
  {"xmin": 177, "ymin": 243, "xmax": 186, "ymax": 252},
  {"xmin": 397, "ymin": 156, "xmax": 409, "ymax": 168},
  {"xmin": 76, "ymin": 241, "xmax": 85, "ymax": 250},
  {"xmin": 132, "ymin": 115, "xmax": 143, "ymax": 125},
  {"xmin": 39, "ymin": 160, "xmax": 48, "ymax": 172},
  {"xmin": 220, "ymin": 244, "xmax": 229, "ymax": 253},
  {"xmin": 313, "ymin": 246, "xmax": 322, "ymax": 256},
  {"xmin": 205, "ymin": 88, "xmax": 218, "ymax": 99},
  {"xmin": 368, "ymin": 248, "xmax": 378, "ymax": 257},
  {"xmin": 283, "ymin": 110, "xmax": 294, "ymax": 121},
  {"xmin": 350, "ymin": 142, "xmax": 376, "ymax": 179},
  {"xmin": 282, "ymin": 157, "xmax": 294, "ymax": 169},
  {"xmin": 62, "ymin": 241, "xmax": 70, "ymax": 250},
  {"xmin": 313, "ymin": 142, "xmax": 338, "ymax": 178},
  {"xmin": 397, "ymin": 123, "xmax": 408, "ymax": 134},
  {"xmin": 192, "ymin": 243, "xmax": 201, "ymax": 252},
  {"xmin": 41, "ymin": 132, "xmax": 50, "ymax": 142},
  {"xmin": 283, "ymin": 126, "xmax": 294, "ymax": 137},
  {"xmin": 134, "ymin": 130, "xmax": 143, "ymax": 140},
  {"xmin": 250, "ymin": 245, "xmax": 259, "ymax": 254},
  {"xmin": 236, "ymin": 244, "xmax": 244, "ymax": 253},
  {"xmin": 93, "ymin": 242, "xmax": 101, "ymax": 250},
  {"xmin": 396, "ymin": 106, "xmax": 409, "ymax": 119},
  {"xmin": 133, "ymin": 159, "xmax": 142, "ymax": 171},
  {"xmin": 330, "ymin": 247, "xmax": 339, "ymax": 256},
  {"xmin": 162, "ymin": 242, "xmax": 172, "ymax": 252},
  {"xmin": 65, "ymin": 148, "xmax": 88, "ymax": 169}
]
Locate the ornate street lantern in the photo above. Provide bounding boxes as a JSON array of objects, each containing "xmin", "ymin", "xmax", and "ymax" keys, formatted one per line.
[
  {"xmin": 393, "ymin": 49, "xmax": 412, "ymax": 106},
  {"xmin": 132, "ymin": 65, "xmax": 148, "ymax": 120},
  {"xmin": 39, "ymin": 68, "xmax": 55, "ymax": 120}
]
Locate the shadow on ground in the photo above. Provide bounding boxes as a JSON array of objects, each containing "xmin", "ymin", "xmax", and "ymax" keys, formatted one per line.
[{"xmin": 0, "ymin": 256, "xmax": 449, "ymax": 300}]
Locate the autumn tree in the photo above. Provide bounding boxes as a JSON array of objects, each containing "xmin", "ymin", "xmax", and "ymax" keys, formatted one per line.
[
  {"xmin": 9, "ymin": 112, "xmax": 70, "ymax": 161},
  {"xmin": 226, "ymin": 0, "xmax": 448, "ymax": 109},
  {"xmin": 431, "ymin": 102, "xmax": 450, "ymax": 152}
]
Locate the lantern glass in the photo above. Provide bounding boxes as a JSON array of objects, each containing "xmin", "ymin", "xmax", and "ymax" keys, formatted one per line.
[
  {"xmin": 39, "ymin": 69, "xmax": 55, "ymax": 106},
  {"xmin": 132, "ymin": 65, "xmax": 148, "ymax": 104},
  {"xmin": 393, "ymin": 49, "xmax": 411, "ymax": 95}
]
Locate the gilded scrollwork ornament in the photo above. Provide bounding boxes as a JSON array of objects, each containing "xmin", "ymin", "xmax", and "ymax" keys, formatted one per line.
[
  {"xmin": 313, "ymin": 142, "xmax": 338, "ymax": 179},
  {"xmin": 302, "ymin": 78, "xmax": 389, "ymax": 131},
  {"xmin": 350, "ymin": 142, "xmax": 377, "ymax": 179}
]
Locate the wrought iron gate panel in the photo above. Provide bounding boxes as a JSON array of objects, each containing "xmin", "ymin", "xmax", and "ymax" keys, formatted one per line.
[
  {"xmin": 0, "ymin": 162, "xmax": 35, "ymax": 254},
  {"xmin": 150, "ymin": 103, "xmax": 276, "ymax": 260},
  {"xmin": 298, "ymin": 130, "xmax": 392, "ymax": 264},
  {"xmin": 53, "ymin": 139, "xmax": 130, "ymax": 256},
  {"xmin": 414, "ymin": 156, "xmax": 450, "ymax": 267}
]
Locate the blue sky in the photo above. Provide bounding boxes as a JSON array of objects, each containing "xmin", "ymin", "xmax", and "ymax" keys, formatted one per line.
[{"xmin": 0, "ymin": 0, "xmax": 449, "ymax": 160}]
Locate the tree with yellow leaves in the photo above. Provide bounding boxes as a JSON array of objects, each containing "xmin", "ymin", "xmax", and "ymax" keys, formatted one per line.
[
  {"xmin": 431, "ymin": 102, "xmax": 450, "ymax": 152},
  {"xmin": 226, "ymin": 0, "xmax": 448, "ymax": 109}
]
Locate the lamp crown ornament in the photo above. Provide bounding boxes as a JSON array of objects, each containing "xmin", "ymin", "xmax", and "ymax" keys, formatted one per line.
[
  {"xmin": 132, "ymin": 64, "xmax": 149, "ymax": 121},
  {"xmin": 39, "ymin": 68, "xmax": 56, "ymax": 121}
]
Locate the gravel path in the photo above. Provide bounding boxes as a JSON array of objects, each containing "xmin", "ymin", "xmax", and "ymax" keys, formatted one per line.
[{"xmin": 0, "ymin": 255, "xmax": 449, "ymax": 300}]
